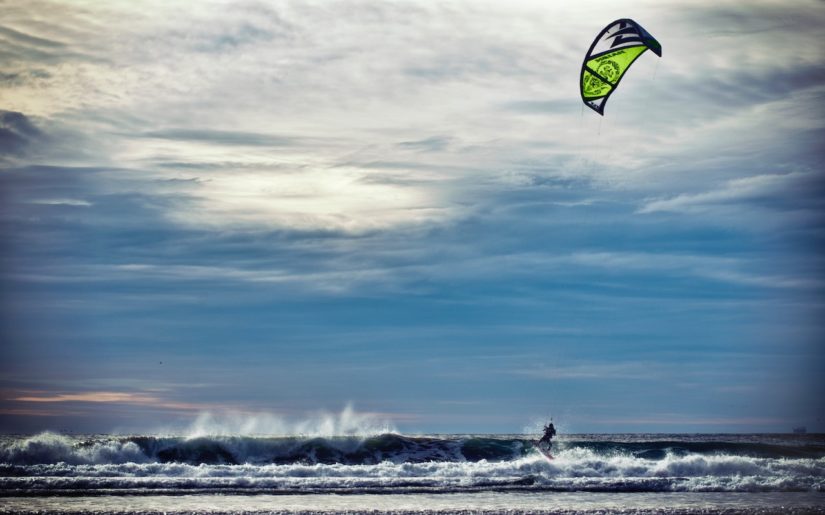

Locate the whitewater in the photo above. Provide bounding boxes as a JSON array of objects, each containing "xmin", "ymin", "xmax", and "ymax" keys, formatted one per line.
[{"xmin": 1, "ymin": 432, "xmax": 824, "ymax": 514}]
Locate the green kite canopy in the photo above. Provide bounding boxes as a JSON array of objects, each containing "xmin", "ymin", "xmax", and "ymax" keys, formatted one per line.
[{"xmin": 580, "ymin": 19, "xmax": 662, "ymax": 115}]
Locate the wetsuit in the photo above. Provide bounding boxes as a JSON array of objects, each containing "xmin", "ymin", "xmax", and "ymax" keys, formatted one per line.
[{"xmin": 538, "ymin": 423, "xmax": 556, "ymax": 450}]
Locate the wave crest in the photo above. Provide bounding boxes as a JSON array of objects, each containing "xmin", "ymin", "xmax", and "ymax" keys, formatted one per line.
[{"xmin": 0, "ymin": 432, "xmax": 148, "ymax": 466}]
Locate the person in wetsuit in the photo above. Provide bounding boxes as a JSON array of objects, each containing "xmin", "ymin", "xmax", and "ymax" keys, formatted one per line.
[{"xmin": 537, "ymin": 422, "xmax": 556, "ymax": 451}]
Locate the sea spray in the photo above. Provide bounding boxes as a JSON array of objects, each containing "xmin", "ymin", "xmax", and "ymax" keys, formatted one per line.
[{"xmin": 182, "ymin": 403, "xmax": 396, "ymax": 438}]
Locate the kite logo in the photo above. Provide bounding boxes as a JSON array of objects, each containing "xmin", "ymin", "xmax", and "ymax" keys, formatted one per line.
[
  {"xmin": 583, "ymin": 71, "xmax": 610, "ymax": 97},
  {"xmin": 596, "ymin": 60, "xmax": 621, "ymax": 83}
]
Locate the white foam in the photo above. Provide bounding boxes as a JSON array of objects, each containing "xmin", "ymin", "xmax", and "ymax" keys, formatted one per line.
[{"xmin": 3, "ymin": 449, "xmax": 824, "ymax": 493}]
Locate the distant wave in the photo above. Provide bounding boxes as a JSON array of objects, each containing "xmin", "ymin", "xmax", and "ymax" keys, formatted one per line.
[
  {"xmin": 1, "ymin": 433, "xmax": 823, "ymax": 494},
  {"xmin": 2, "ymin": 432, "xmax": 823, "ymax": 466}
]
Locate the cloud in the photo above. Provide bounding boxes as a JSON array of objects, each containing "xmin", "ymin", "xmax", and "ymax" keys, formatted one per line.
[
  {"xmin": 637, "ymin": 172, "xmax": 809, "ymax": 214},
  {"xmin": 140, "ymin": 129, "xmax": 304, "ymax": 147},
  {"xmin": 516, "ymin": 361, "xmax": 662, "ymax": 380},
  {"xmin": 567, "ymin": 251, "xmax": 822, "ymax": 290},
  {"xmin": 398, "ymin": 136, "xmax": 453, "ymax": 152},
  {"xmin": 0, "ymin": 25, "xmax": 66, "ymax": 49},
  {"xmin": 658, "ymin": 66, "xmax": 825, "ymax": 129},
  {"xmin": 678, "ymin": 1, "xmax": 825, "ymax": 40},
  {"xmin": 0, "ymin": 110, "xmax": 43, "ymax": 157},
  {"xmin": 0, "ymin": 408, "xmax": 66, "ymax": 417},
  {"xmin": 587, "ymin": 414, "xmax": 786, "ymax": 428},
  {"xmin": 15, "ymin": 391, "xmax": 160, "ymax": 403},
  {"xmin": 500, "ymin": 100, "xmax": 570, "ymax": 115},
  {"xmin": 108, "ymin": 263, "xmax": 395, "ymax": 294},
  {"xmin": 10, "ymin": 390, "xmax": 205, "ymax": 411},
  {"xmin": 0, "ymin": 164, "xmax": 168, "ymax": 231},
  {"xmin": 175, "ymin": 176, "xmax": 445, "ymax": 233},
  {"xmin": 0, "ymin": 12, "xmax": 99, "ymax": 67},
  {"xmin": 28, "ymin": 198, "xmax": 92, "ymax": 207}
]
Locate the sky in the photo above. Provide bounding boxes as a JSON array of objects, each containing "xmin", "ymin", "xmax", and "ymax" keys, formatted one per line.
[{"xmin": 0, "ymin": 0, "xmax": 823, "ymax": 435}]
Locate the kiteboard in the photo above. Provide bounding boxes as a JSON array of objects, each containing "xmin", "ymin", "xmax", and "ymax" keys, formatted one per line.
[{"xmin": 535, "ymin": 441, "xmax": 554, "ymax": 462}]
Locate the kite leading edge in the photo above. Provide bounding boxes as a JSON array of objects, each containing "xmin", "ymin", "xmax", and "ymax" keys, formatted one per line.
[{"xmin": 580, "ymin": 19, "xmax": 662, "ymax": 115}]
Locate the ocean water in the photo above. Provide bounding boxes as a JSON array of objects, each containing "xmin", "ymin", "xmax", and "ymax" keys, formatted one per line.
[{"xmin": 1, "ymin": 432, "xmax": 823, "ymax": 514}]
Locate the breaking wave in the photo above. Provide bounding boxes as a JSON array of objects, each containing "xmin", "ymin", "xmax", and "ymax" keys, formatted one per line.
[
  {"xmin": 2, "ymin": 432, "xmax": 823, "ymax": 467},
  {"xmin": 0, "ymin": 432, "xmax": 529, "ymax": 466},
  {"xmin": 1, "ymin": 433, "xmax": 823, "ymax": 494}
]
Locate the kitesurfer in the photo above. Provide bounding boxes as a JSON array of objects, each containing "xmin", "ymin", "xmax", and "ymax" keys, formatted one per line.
[{"xmin": 538, "ymin": 422, "xmax": 556, "ymax": 451}]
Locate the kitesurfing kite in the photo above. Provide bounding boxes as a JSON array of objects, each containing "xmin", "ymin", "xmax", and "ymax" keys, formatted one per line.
[{"xmin": 580, "ymin": 19, "xmax": 662, "ymax": 115}]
